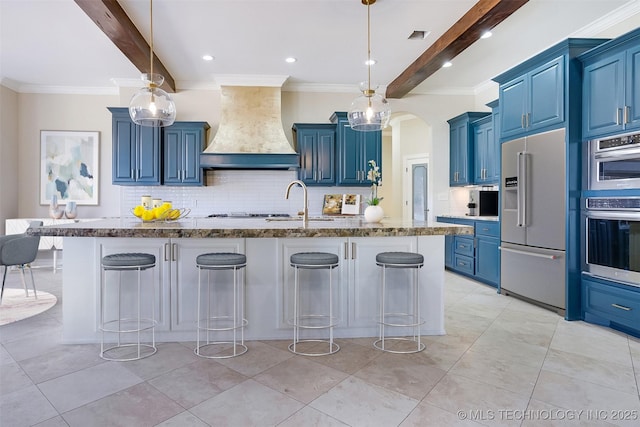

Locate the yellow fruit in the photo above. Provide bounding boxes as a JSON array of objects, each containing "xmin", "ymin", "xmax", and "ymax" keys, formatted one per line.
[
  {"xmin": 141, "ymin": 210, "xmax": 154, "ymax": 221},
  {"xmin": 169, "ymin": 209, "xmax": 181, "ymax": 220},
  {"xmin": 162, "ymin": 201, "xmax": 172, "ymax": 210},
  {"xmin": 133, "ymin": 205, "xmax": 145, "ymax": 218}
]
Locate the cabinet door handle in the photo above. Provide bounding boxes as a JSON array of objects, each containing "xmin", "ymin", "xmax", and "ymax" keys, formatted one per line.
[
  {"xmin": 172, "ymin": 243, "xmax": 177, "ymax": 261},
  {"xmin": 521, "ymin": 114, "xmax": 526, "ymax": 129},
  {"xmin": 624, "ymin": 106, "xmax": 630, "ymax": 124},
  {"xmin": 617, "ymin": 108, "xmax": 623, "ymax": 125},
  {"xmin": 526, "ymin": 113, "xmax": 530, "ymax": 128},
  {"xmin": 611, "ymin": 303, "xmax": 631, "ymax": 311},
  {"xmin": 164, "ymin": 243, "xmax": 170, "ymax": 261},
  {"xmin": 351, "ymin": 242, "xmax": 356, "ymax": 260},
  {"xmin": 344, "ymin": 242, "xmax": 349, "ymax": 260},
  {"xmin": 319, "ymin": 170, "xmax": 323, "ymax": 181}
]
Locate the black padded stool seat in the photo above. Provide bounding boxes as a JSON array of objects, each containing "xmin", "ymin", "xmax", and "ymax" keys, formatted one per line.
[
  {"xmin": 290, "ymin": 252, "xmax": 339, "ymax": 267},
  {"xmin": 197, "ymin": 253, "xmax": 247, "ymax": 268},
  {"xmin": 376, "ymin": 252, "xmax": 424, "ymax": 266},
  {"xmin": 102, "ymin": 253, "xmax": 156, "ymax": 269}
]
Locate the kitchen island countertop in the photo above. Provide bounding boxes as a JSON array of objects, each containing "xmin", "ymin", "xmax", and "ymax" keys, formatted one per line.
[{"xmin": 29, "ymin": 217, "xmax": 473, "ymax": 239}]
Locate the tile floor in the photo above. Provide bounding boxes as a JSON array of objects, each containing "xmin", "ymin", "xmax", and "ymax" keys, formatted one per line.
[{"xmin": 1, "ymin": 266, "xmax": 639, "ymax": 427}]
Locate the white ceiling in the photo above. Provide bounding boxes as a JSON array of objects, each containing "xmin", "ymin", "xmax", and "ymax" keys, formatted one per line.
[{"xmin": 1, "ymin": 0, "xmax": 640, "ymax": 96}]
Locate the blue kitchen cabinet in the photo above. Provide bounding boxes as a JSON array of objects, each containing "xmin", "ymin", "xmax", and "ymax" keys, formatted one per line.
[
  {"xmin": 580, "ymin": 28, "xmax": 640, "ymax": 138},
  {"xmin": 109, "ymin": 107, "xmax": 161, "ymax": 185},
  {"xmin": 582, "ymin": 274, "xmax": 640, "ymax": 337},
  {"xmin": 331, "ymin": 112, "xmax": 381, "ymax": 186},
  {"xmin": 448, "ymin": 112, "xmax": 490, "ymax": 186},
  {"xmin": 494, "ymin": 39, "xmax": 606, "ymax": 143},
  {"xmin": 474, "ymin": 221, "xmax": 500, "ymax": 287},
  {"xmin": 163, "ymin": 122, "xmax": 210, "ymax": 186},
  {"xmin": 472, "ymin": 115, "xmax": 497, "ymax": 185},
  {"xmin": 293, "ymin": 123, "xmax": 335, "ymax": 186}
]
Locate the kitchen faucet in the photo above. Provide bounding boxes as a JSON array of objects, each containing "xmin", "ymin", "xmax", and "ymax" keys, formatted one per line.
[{"xmin": 285, "ymin": 180, "xmax": 308, "ymax": 224}]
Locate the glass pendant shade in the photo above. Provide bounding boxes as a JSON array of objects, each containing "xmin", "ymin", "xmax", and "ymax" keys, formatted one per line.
[
  {"xmin": 348, "ymin": 91, "xmax": 391, "ymax": 131},
  {"xmin": 129, "ymin": 73, "xmax": 176, "ymax": 127}
]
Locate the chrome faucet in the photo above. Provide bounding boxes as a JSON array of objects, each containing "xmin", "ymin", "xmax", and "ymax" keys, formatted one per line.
[{"xmin": 285, "ymin": 180, "xmax": 308, "ymax": 223}]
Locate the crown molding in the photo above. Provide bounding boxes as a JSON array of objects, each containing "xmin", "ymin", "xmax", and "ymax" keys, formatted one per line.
[{"xmin": 569, "ymin": 0, "xmax": 640, "ymax": 37}]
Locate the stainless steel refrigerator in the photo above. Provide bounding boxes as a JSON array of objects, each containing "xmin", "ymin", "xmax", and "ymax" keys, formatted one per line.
[{"xmin": 500, "ymin": 128, "xmax": 566, "ymax": 311}]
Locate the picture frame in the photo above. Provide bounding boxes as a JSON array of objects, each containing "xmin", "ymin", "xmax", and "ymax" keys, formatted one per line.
[
  {"xmin": 40, "ymin": 130, "xmax": 99, "ymax": 205},
  {"xmin": 322, "ymin": 194, "xmax": 343, "ymax": 215}
]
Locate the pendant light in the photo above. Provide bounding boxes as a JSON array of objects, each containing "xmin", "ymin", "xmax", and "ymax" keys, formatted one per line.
[
  {"xmin": 129, "ymin": 0, "xmax": 176, "ymax": 127},
  {"xmin": 348, "ymin": 0, "xmax": 390, "ymax": 132}
]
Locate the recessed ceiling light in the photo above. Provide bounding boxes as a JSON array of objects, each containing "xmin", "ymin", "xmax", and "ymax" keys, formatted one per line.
[
  {"xmin": 202, "ymin": 54, "xmax": 214, "ymax": 61},
  {"xmin": 365, "ymin": 59, "xmax": 377, "ymax": 66},
  {"xmin": 481, "ymin": 31, "xmax": 493, "ymax": 39},
  {"xmin": 408, "ymin": 30, "xmax": 430, "ymax": 40},
  {"xmin": 442, "ymin": 61, "xmax": 453, "ymax": 68},
  {"xmin": 285, "ymin": 57, "xmax": 297, "ymax": 63}
]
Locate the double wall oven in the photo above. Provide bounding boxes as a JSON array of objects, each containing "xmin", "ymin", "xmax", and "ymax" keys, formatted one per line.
[{"xmin": 584, "ymin": 197, "xmax": 640, "ymax": 288}]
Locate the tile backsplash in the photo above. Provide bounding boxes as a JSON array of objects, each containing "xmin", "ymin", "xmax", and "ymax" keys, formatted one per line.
[{"xmin": 120, "ymin": 170, "xmax": 370, "ymax": 217}]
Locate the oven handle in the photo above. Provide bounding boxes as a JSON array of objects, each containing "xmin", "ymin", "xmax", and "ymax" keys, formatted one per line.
[
  {"xmin": 586, "ymin": 210, "xmax": 640, "ymax": 220},
  {"xmin": 594, "ymin": 146, "xmax": 640, "ymax": 160}
]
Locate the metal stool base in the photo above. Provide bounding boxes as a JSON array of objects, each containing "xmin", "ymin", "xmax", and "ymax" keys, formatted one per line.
[
  {"xmin": 195, "ymin": 342, "xmax": 248, "ymax": 359},
  {"xmin": 288, "ymin": 339, "xmax": 340, "ymax": 356},
  {"xmin": 373, "ymin": 337, "xmax": 425, "ymax": 354},
  {"xmin": 100, "ymin": 343, "xmax": 157, "ymax": 362}
]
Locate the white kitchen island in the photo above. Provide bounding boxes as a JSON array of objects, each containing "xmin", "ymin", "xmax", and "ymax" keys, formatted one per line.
[{"xmin": 30, "ymin": 217, "xmax": 472, "ymax": 344}]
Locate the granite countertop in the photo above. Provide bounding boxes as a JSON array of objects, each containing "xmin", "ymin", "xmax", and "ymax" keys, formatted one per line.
[
  {"xmin": 436, "ymin": 215, "xmax": 500, "ymax": 222},
  {"xmin": 28, "ymin": 216, "xmax": 474, "ymax": 239}
]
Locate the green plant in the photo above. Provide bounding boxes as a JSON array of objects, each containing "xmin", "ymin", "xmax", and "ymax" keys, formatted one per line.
[{"xmin": 365, "ymin": 160, "xmax": 383, "ymax": 206}]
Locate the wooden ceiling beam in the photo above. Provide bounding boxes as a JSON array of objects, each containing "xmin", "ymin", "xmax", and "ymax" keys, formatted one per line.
[
  {"xmin": 385, "ymin": 0, "xmax": 529, "ymax": 99},
  {"xmin": 74, "ymin": 0, "xmax": 176, "ymax": 93}
]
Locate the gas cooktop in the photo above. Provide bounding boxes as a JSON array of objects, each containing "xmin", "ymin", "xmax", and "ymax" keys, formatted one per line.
[{"xmin": 207, "ymin": 213, "xmax": 291, "ymax": 218}]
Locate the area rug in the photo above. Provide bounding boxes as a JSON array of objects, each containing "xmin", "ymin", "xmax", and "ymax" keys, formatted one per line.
[{"xmin": 0, "ymin": 289, "xmax": 57, "ymax": 326}]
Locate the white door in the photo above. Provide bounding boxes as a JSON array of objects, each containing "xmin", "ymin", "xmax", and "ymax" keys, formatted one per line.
[{"xmin": 403, "ymin": 155, "xmax": 430, "ymax": 221}]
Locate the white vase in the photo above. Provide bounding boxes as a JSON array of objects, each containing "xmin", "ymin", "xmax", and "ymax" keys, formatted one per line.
[
  {"xmin": 364, "ymin": 205, "xmax": 384, "ymax": 223},
  {"xmin": 64, "ymin": 201, "xmax": 78, "ymax": 219}
]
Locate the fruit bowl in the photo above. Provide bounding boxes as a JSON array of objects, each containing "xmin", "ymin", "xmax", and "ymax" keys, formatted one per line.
[{"xmin": 131, "ymin": 207, "xmax": 190, "ymax": 222}]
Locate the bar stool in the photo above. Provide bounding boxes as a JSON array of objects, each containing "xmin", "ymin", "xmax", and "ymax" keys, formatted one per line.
[
  {"xmin": 195, "ymin": 252, "xmax": 247, "ymax": 359},
  {"xmin": 289, "ymin": 252, "xmax": 340, "ymax": 356},
  {"xmin": 374, "ymin": 251, "xmax": 425, "ymax": 354},
  {"xmin": 100, "ymin": 253, "xmax": 157, "ymax": 361}
]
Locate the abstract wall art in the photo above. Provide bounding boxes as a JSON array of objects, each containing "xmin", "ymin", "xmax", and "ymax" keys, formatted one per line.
[{"xmin": 40, "ymin": 130, "xmax": 99, "ymax": 205}]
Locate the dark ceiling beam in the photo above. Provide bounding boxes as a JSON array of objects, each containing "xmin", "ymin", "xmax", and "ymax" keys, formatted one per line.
[
  {"xmin": 74, "ymin": 0, "xmax": 176, "ymax": 93},
  {"xmin": 385, "ymin": 0, "xmax": 529, "ymax": 99}
]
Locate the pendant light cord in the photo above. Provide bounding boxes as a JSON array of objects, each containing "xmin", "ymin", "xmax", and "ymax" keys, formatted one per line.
[
  {"xmin": 150, "ymin": 0, "xmax": 154, "ymax": 80},
  {"xmin": 367, "ymin": 1, "xmax": 371, "ymax": 94}
]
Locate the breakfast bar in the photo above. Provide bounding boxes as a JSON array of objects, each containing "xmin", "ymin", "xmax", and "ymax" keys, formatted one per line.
[{"xmin": 30, "ymin": 218, "xmax": 472, "ymax": 344}]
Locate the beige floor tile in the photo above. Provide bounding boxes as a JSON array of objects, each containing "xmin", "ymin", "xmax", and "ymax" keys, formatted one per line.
[
  {"xmin": 153, "ymin": 411, "xmax": 209, "ymax": 427},
  {"xmin": 523, "ymin": 399, "xmax": 618, "ymax": 427},
  {"xmin": 19, "ymin": 343, "xmax": 102, "ymax": 384},
  {"xmin": 0, "ymin": 345, "xmax": 14, "ymax": 366},
  {"xmin": 38, "ymin": 362, "xmax": 143, "ymax": 413},
  {"xmin": 121, "ymin": 342, "xmax": 198, "ymax": 381},
  {"xmin": 32, "ymin": 415, "xmax": 71, "ymax": 427},
  {"xmin": 353, "ymin": 352, "xmax": 446, "ymax": 400},
  {"xmin": 0, "ymin": 360, "xmax": 33, "ymax": 397},
  {"xmin": 190, "ymin": 379, "xmax": 304, "ymax": 426},
  {"xmin": 254, "ymin": 356, "xmax": 348, "ymax": 404},
  {"xmin": 310, "ymin": 376, "xmax": 418, "ymax": 427},
  {"xmin": 424, "ymin": 374, "xmax": 530, "ymax": 427},
  {"xmin": 470, "ymin": 329, "xmax": 549, "ymax": 369},
  {"xmin": 148, "ymin": 358, "xmax": 247, "ymax": 408},
  {"xmin": 61, "ymin": 382, "xmax": 183, "ymax": 427},
  {"xmin": 278, "ymin": 406, "xmax": 350, "ymax": 427},
  {"xmin": 400, "ymin": 401, "xmax": 486, "ymax": 426},
  {"xmin": 532, "ymin": 370, "xmax": 640, "ymax": 426},
  {"xmin": 0, "ymin": 384, "xmax": 58, "ymax": 427},
  {"xmin": 450, "ymin": 349, "xmax": 541, "ymax": 395},
  {"xmin": 306, "ymin": 339, "xmax": 381, "ymax": 374},
  {"xmin": 410, "ymin": 339, "xmax": 471, "ymax": 371},
  {"xmin": 542, "ymin": 349, "xmax": 638, "ymax": 395},
  {"xmin": 214, "ymin": 340, "xmax": 292, "ymax": 376},
  {"xmin": 550, "ymin": 327, "xmax": 633, "ymax": 368}
]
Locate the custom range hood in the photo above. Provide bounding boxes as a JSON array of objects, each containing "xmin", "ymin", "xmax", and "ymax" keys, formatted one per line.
[{"xmin": 201, "ymin": 76, "xmax": 299, "ymax": 169}]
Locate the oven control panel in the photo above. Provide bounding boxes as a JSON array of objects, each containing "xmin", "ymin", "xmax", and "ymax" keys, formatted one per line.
[{"xmin": 586, "ymin": 197, "xmax": 640, "ymax": 210}]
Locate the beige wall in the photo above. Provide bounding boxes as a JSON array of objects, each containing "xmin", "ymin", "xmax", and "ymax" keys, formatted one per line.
[
  {"xmin": 0, "ymin": 85, "xmax": 20, "ymax": 234},
  {"xmin": 1, "ymin": 84, "xmax": 486, "ymax": 228}
]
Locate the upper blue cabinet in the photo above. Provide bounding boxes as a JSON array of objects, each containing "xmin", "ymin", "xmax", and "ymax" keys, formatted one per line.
[
  {"xmin": 448, "ymin": 112, "xmax": 490, "ymax": 186},
  {"xmin": 163, "ymin": 122, "xmax": 210, "ymax": 186},
  {"xmin": 580, "ymin": 28, "xmax": 640, "ymax": 139},
  {"xmin": 292, "ymin": 123, "xmax": 336, "ymax": 186},
  {"xmin": 330, "ymin": 112, "xmax": 382, "ymax": 186},
  {"xmin": 493, "ymin": 39, "xmax": 607, "ymax": 142}
]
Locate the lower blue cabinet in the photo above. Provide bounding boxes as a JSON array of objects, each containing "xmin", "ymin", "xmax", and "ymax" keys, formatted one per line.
[{"xmin": 582, "ymin": 274, "xmax": 640, "ymax": 336}]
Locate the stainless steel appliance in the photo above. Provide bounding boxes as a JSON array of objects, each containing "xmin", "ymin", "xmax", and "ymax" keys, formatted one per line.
[
  {"xmin": 585, "ymin": 197, "xmax": 640, "ymax": 287},
  {"xmin": 500, "ymin": 128, "xmax": 567, "ymax": 311},
  {"xmin": 589, "ymin": 131, "xmax": 640, "ymax": 190}
]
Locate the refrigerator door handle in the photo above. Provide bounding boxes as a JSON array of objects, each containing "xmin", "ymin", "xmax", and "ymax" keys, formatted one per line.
[
  {"xmin": 499, "ymin": 246, "xmax": 558, "ymax": 260},
  {"xmin": 517, "ymin": 152, "xmax": 528, "ymax": 227}
]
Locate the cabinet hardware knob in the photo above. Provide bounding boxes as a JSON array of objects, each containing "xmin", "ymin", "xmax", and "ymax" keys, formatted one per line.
[{"xmin": 611, "ymin": 303, "xmax": 631, "ymax": 311}]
